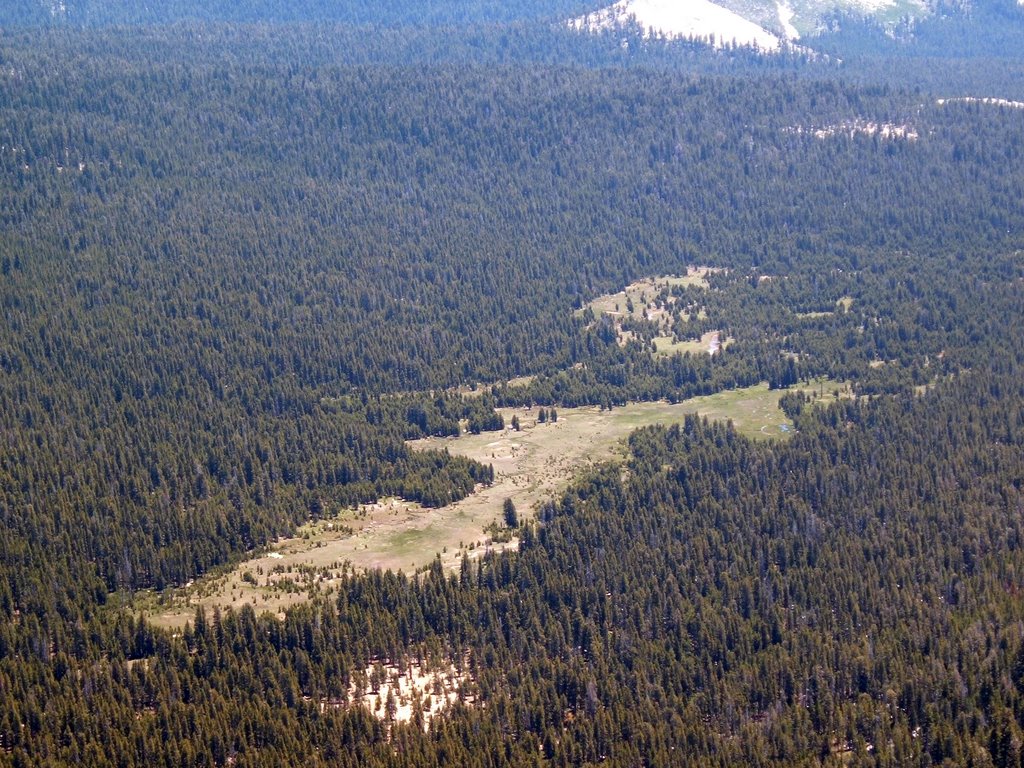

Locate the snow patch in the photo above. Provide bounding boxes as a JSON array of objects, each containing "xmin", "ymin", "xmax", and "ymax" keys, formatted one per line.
[
  {"xmin": 777, "ymin": 2, "xmax": 800, "ymax": 39},
  {"xmin": 844, "ymin": 0, "xmax": 897, "ymax": 11},
  {"xmin": 570, "ymin": 0, "xmax": 783, "ymax": 51},
  {"xmin": 937, "ymin": 96, "xmax": 1024, "ymax": 110},
  {"xmin": 786, "ymin": 120, "xmax": 918, "ymax": 140}
]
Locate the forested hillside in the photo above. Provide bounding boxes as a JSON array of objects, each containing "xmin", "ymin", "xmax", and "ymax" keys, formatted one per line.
[
  {"xmin": 0, "ymin": 0, "xmax": 604, "ymax": 27},
  {"xmin": 814, "ymin": 0, "xmax": 1024, "ymax": 59},
  {"xmin": 1, "ymin": 19, "xmax": 1024, "ymax": 767}
]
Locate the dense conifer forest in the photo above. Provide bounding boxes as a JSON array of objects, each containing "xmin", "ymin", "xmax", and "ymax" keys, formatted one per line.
[{"xmin": 1, "ymin": 10, "xmax": 1024, "ymax": 766}]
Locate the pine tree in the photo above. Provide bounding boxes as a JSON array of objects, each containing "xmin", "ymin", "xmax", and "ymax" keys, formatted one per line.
[{"xmin": 503, "ymin": 499, "xmax": 518, "ymax": 529}]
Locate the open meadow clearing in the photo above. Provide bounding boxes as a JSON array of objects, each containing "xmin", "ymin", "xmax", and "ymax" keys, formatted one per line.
[
  {"xmin": 652, "ymin": 329, "xmax": 733, "ymax": 357},
  {"xmin": 580, "ymin": 269, "xmax": 732, "ymax": 356},
  {"xmin": 795, "ymin": 295, "xmax": 855, "ymax": 319},
  {"xmin": 581, "ymin": 267, "xmax": 716, "ymax": 319},
  {"xmin": 142, "ymin": 380, "xmax": 843, "ymax": 628}
]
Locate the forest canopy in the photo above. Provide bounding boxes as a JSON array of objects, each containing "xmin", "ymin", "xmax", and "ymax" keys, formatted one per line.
[{"xmin": 0, "ymin": 17, "xmax": 1023, "ymax": 767}]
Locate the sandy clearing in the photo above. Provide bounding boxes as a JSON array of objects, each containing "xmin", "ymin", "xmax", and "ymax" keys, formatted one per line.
[{"xmin": 345, "ymin": 658, "xmax": 471, "ymax": 729}]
